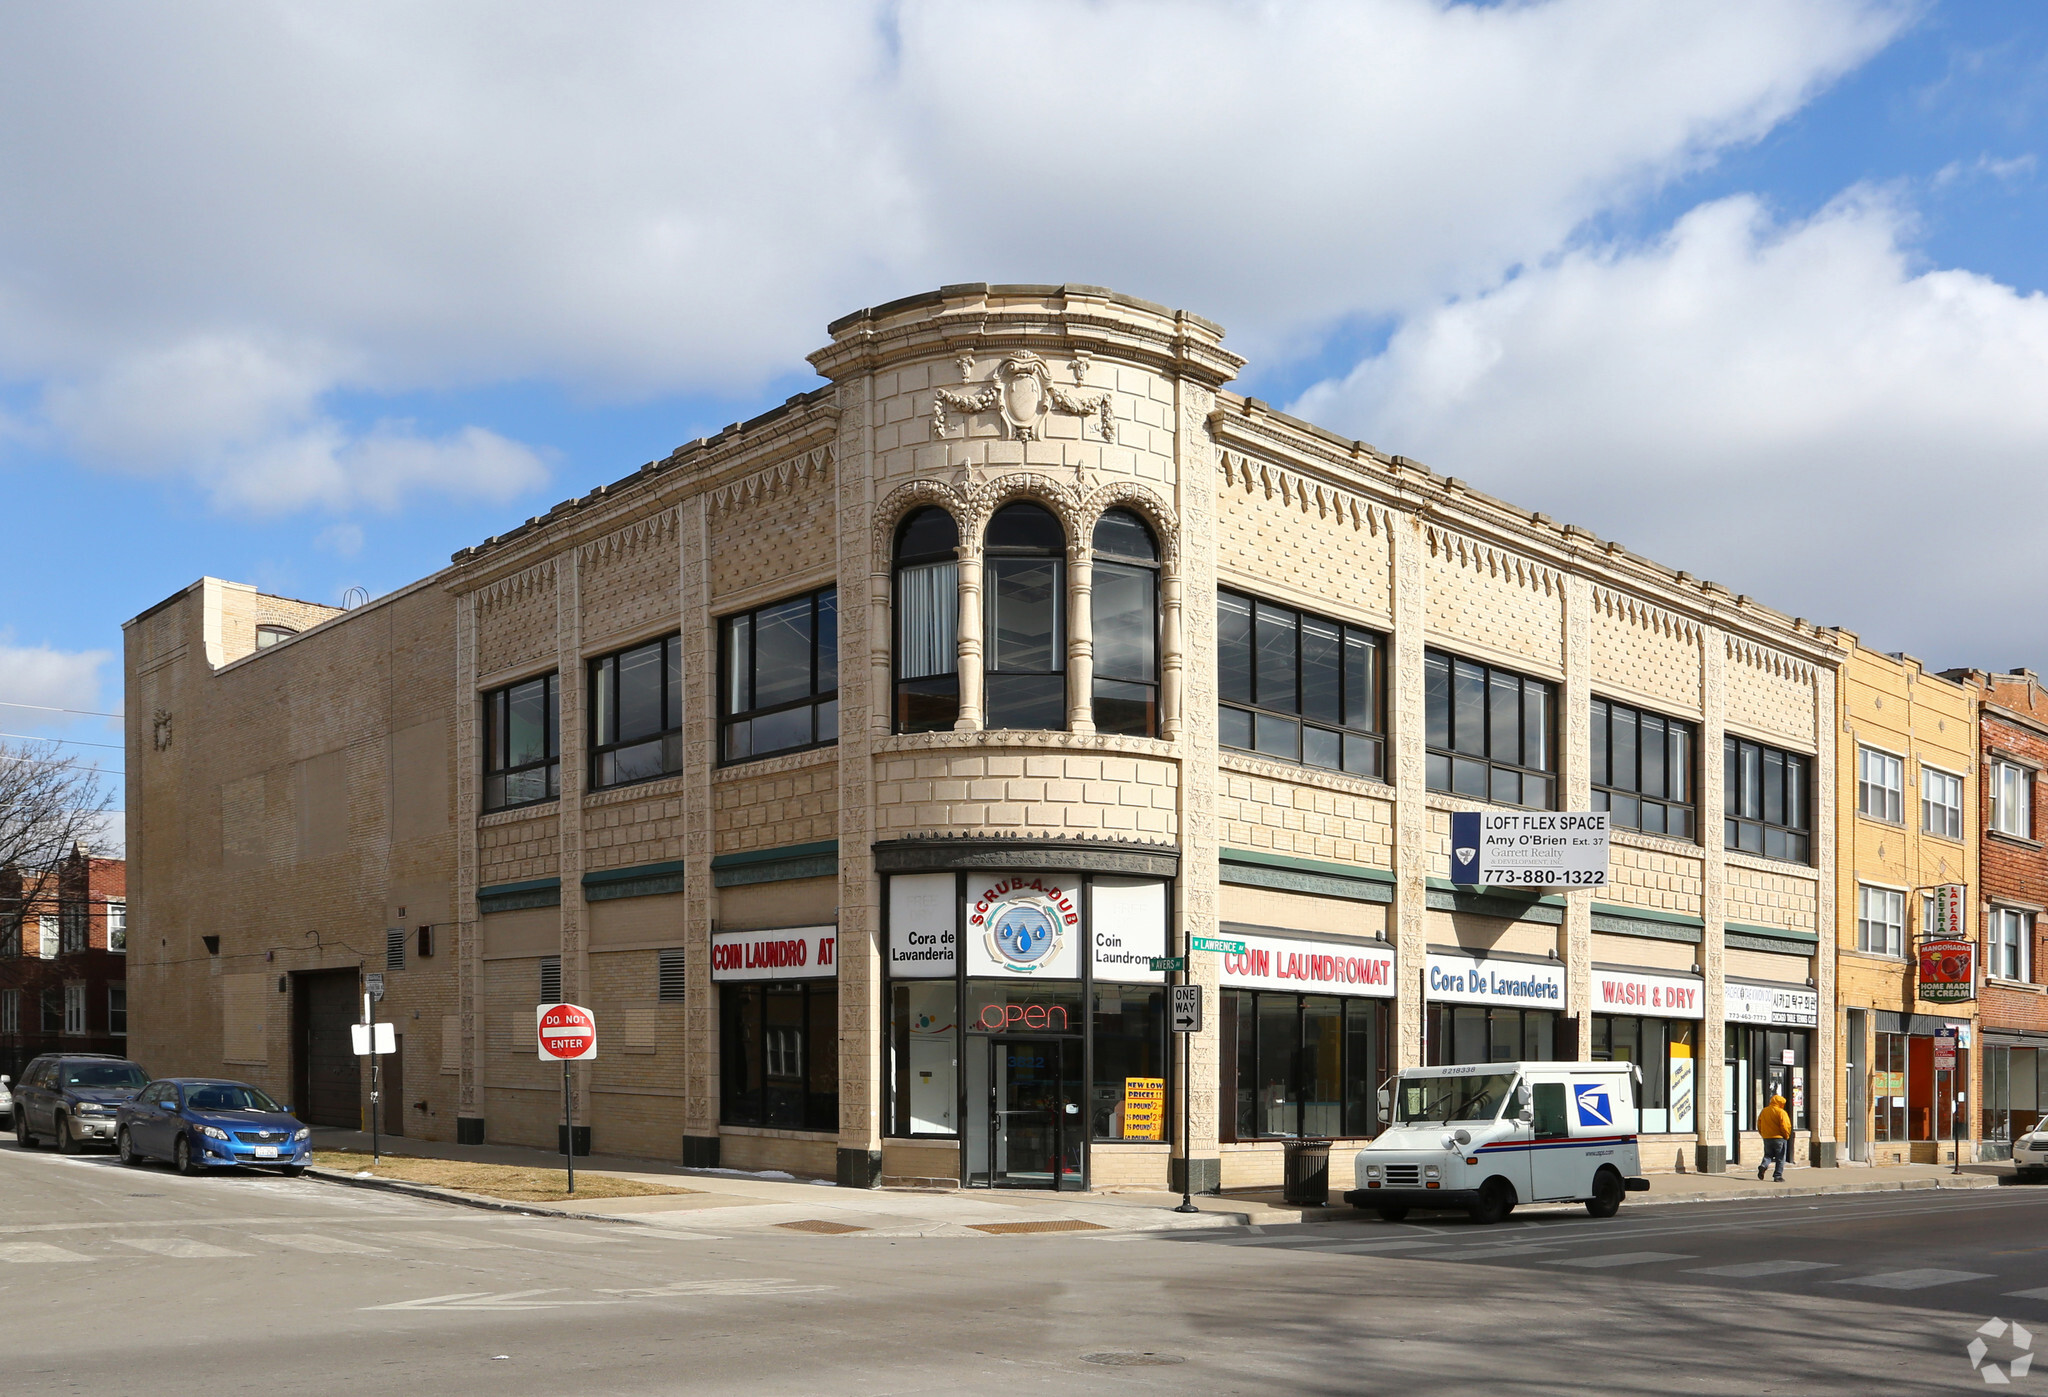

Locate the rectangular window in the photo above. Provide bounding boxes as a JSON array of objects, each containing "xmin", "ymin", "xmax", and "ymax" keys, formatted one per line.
[
  {"xmin": 59, "ymin": 899, "xmax": 87, "ymax": 953},
  {"xmin": 1921, "ymin": 766, "xmax": 1964, "ymax": 840},
  {"xmin": 39, "ymin": 914, "xmax": 58, "ymax": 959},
  {"xmin": 1991, "ymin": 908, "xmax": 2033, "ymax": 982},
  {"xmin": 108, "ymin": 986, "xmax": 127, "ymax": 1037},
  {"xmin": 1217, "ymin": 592, "xmax": 1385, "ymax": 779},
  {"xmin": 483, "ymin": 672, "xmax": 559, "ymax": 811},
  {"xmin": 1092, "ymin": 986, "xmax": 1168, "ymax": 1141},
  {"xmin": 41, "ymin": 988, "xmax": 63, "ymax": 1033},
  {"xmin": 590, "ymin": 634, "xmax": 683, "ymax": 788},
  {"xmin": 1993, "ymin": 761, "xmax": 2033, "ymax": 839},
  {"xmin": 539, "ymin": 956, "xmax": 561, "ymax": 1003},
  {"xmin": 657, "ymin": 947, "xmax": 687, "ymax": 1003},
  {"xmin": 1424, "ymin": 650, "xmax": 1555, "ymax": 809},
  {"xmin": 890, "ymin": 980, "xmax": 960, "ymax": 1136},
  {"xmin": 721, "ymin": 588, "xmax": 838, "ymax": 763},
  {"xmin": 0, "ymin": 916, "xmax": 17, "ymax": 958},
  {"xmin": 0, "ymin": 988, "xmax": 17, "ymax": 1034},
  {"xmin": 1724, "ymin": 736, "xmax": 1812, "ymax": 863},
  {"xmin": 1857, "ymin": 746, "xmax": 1904, "ymax": 825},
  {"xmin": 106, "ymin": 899, "xmax": 126, "ymax": 953},
  {"xmin": 63, "ymin": 983, "xmax": 86, "ymax": 1035},
  {"xmin": 721, "ymin": 981, "xmax": 839, "ymax": 1130},
  {"xmin": 1590, "ymin": 698, "xmax": 1697, "ymax": 839},
  {"xmin": 1857, "ymin": 885, "xmax": 1906, "ymax": 957},
  {"xmin": 385, "ymin": 927, "xmax": 407, "ymax": 971},
  {"xmin": 1219, "ymin": 990, "xmax": 1389, "ymax": 1140},
  {"xmin": 1590, "ymin": 1015, "xmax": 1697, "ymax": 1134},
  {"xmin": 1424, "ymin": 1004, "xmax": 1559, "ymax": 1066}
]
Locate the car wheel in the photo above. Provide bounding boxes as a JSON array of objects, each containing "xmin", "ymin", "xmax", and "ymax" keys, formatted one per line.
[
  {"xmin": 56, "ymin": 1116, "xmax": 80, "ymax": 1155},
  {"xmin": 173, "ymin": 1135, "xmax": 200, "ymax": 1177},
  {"xmin": 1586, "ymin": 1168, "xmax": 1625, "ymax": 1219},
  {"xmin": 14, "ymin": 1113, "xmax": 34, "ymax": 1150},
  {"xmin": 1375, "ymin": 1206, "xmax": 1410, "ymax": 1223},
  {"xmin": 1468, "ymin": 1178, "xmax": 1515, "ymax": 1226},
  {"xmin": 117, "ymin": 1127, "xmax": 144, "ymax": 1167}
]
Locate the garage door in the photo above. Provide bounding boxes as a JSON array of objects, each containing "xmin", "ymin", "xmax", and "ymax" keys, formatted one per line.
[{"xmin": 295, "ymin": 970, "xmax": 360, "ymax": 1128}]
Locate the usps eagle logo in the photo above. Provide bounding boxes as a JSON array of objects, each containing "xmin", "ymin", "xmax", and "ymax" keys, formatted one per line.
[
  {"xmin": 1573, "ymin": 1085, "xmax": 1613, "ymax": 1129},
  {"xmin": 984, "ymin": 893, "xmax": 1064, "ymax": 974}
]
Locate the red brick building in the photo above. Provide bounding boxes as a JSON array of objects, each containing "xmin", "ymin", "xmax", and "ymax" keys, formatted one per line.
[
  {"xmin": 1945, "ymin": 669, "xmax": 2048, "ymax": 1155},
  {"xmin": 0, "ymin": 847, "xmax": 129, "ymax": 1082}
]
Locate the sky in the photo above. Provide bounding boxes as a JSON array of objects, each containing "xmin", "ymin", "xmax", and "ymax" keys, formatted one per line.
[{"xmin": 4, "ymin": 0, "xmax": 2046, "ymax": 841}]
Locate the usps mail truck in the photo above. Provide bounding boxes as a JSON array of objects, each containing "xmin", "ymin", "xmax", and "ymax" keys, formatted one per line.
[{"xmin": 1345, "ymin": 1061, "xmax": 1650, "ymax": 1224}]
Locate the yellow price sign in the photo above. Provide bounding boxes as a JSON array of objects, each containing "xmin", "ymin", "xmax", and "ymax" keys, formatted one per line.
[{"xmin": 1122, "ymin": 1077, "xmax": 1166, "ymax": 1141}]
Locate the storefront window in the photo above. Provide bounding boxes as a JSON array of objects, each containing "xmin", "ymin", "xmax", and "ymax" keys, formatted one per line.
[
  {"xmin": 1221, "ymin": 991, "xmax": 1388, "ymax": 1139},
  {"xmin": 889, "ymin": 981, "xmax": 959, "ymax": 1136},
  {"xmin": 1424, "ymin": 1004, "xmax": 1557, "ymax": 1066},
  {"xmin": 965, "ymin": 980, "xmax": 1085, "ymax": 1035},
  {"xmin": 720, "ymin": 981, "xmax": 838, "ymax": 1131},
  {"xmin": 1091, "ymin": 986, "xmax": 1167, "ymax": 1141},
  {"xmin": 1983, "ymin": 1046, "xmax": 2043, "ymax": 1159},
  {"xmin": 1591, "ymin": 1015, "xmax": 1696, "ymax": 1133},
  {"xmin": 1874, "ymin": 1030, "xmax": 1907, "ymax": 1143},
  {"xmin": 1738, "ymin": 1026, "xmax": 1812, "ymax": 1133}
]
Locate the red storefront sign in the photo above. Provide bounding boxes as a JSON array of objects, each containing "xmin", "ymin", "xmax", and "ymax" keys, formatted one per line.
[{"xmin": 1916, "ymin": 938, "xmax": 1975, "ymax": 1004}]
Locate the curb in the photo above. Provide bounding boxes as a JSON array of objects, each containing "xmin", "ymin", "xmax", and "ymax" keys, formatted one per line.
[
  {"xmin": 1245, "ymin": 1174, "xmax": 2006, "ymax": 1224},
  {"xmin": 303, "ymin": 1166, "xmax": 654, "ymax": 1225}
]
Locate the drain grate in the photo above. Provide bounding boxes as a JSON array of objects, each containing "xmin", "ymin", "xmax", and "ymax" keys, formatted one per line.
[
  {"xmin": 970, "ymin": 1219, "xmax": 1107, "ymax": 1235},
  {"xmin": 775, "ymin": 1219, "xmax": 869, "ymax": 1234},
  {"xmin": 1082, "ymin": 1352, "xmax": 1187, "ymax": 1367}
]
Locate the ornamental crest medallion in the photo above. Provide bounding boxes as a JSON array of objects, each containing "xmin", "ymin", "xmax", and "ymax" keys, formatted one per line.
[{"xmin": 932, "ymin": 353, "xmax": 1116, "ymax": 443}]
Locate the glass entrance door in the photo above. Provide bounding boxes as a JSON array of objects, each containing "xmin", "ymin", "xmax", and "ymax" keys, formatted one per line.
[{"xmin": 989, "ymin": 1037, "xmax": 1083, "ymax": 1190}]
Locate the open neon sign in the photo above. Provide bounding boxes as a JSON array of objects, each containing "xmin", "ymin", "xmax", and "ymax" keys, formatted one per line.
[{"xmin": 976, "ymin": 1002, "xmax": 1072, "ymax": 1032}]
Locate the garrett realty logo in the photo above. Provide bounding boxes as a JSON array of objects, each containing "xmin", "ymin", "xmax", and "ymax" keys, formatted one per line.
[
  {"xmin": 1969, "ymin": 1317, "xmax": 2034, "ymax": 1384},
  {"xmin": 971, "ymin": 878, "xmax": 1076, "ymax": 975}
]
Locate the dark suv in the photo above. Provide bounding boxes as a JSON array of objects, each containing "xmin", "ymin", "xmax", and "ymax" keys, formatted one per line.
[{"xmin": 11, "ymin": 1053, "xmax": 151, "ymax": 1153}]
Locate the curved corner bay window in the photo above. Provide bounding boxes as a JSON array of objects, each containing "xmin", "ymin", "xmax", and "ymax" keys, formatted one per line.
[
  {"xmin": 1724, "ymin": 736, "xmax": 1811, "ymax": 863},
  {"xmin": 590, "ymin": 634, "xmax": 681, "ymax": 788},
  {"xmin": 1090, "ymin": 509, "xmax": 1159, "ymax": 737},
  {"xmin": 482, "ymin": 672, "xmax": 559, "ymax": 811},
  {"xmin": 721, "ymin": 587, "xmax": 838, "ymax": 762},
  {"xmin": 1220, "ymin": 991, "xmax": 1389, "ymax": 1139},
  {"xmin": 1217, "ymin": 591, "xmax": 1384, "ymax": 777},
  {"xmin": 1591, "ymin": 698, "xmax": 1697, "ymax": 839},
  {"xmin": 1424, "ymin": 651, "xmax": 1555, "ymax": 808},
  {"xmin": 984, "ymin": 502, "xmax": 1066, "ymax": 731},
  {"xmin": 721, "ymin": 980, "xmax": 839, "ymax": 1130},
  {"xmin": 894, "ymin": 507, "xmax": 960, "ymax": 733}
]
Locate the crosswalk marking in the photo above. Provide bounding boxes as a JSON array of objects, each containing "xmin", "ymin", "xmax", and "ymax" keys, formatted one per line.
[
  {"xmin": 378, "ymin": 1231, "xmax": 507, "ymax": 1250},
  {"xmin": 1688, "ymin": 1261, "xmax": 1837, "ymax": 1278},
  {"xmin": 0, "ymin": 1242, "xmax": 95, "ymax": 1263},
  {"xmin": 1837, "ymin": 1268, "xmax": 1992, "ymax": 1290},
  {"xmin": 1294, "ymin": 1239, "xmax": 1442, "ymax": 1254},
  {"xmin": 252, "ymin": 1233, "xmax": 391, "ymax": 1254},
  {"xmin": 2004, "ymin": 1288, "xmax": 2048, "ymax": 1301},
  {"xmin": 114, "ymin": 1237, "xmax": 251, "ymax": 1259},
  {"xmin": 1553, "ymin": 1252, "xmax": 1693, "ymax": 1269}
]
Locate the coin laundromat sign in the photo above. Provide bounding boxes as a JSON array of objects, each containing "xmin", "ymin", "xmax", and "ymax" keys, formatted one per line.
[{"xmin": 967, "ymin": 875, "xmax": 1080, "ymax": 978}]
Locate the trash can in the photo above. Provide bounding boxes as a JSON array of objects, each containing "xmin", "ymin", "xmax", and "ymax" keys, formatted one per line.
[{"xmin": 1282, "ymin": 1138, "xmax": 1331, "ymax": 1206}]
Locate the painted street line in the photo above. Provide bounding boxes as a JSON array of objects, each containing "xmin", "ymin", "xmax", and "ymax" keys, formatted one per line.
[
  {"xmin": 1552, "ymin": 1252, "xmax": 1694, "ymax": 1268},
  {"xmin": 252, "ymin": 1233, "xmax": 392, "ymax": 1254},
  {"xmin": 1835, "ymin": 1269, "xmax": 1993, "ymax": 1290},
  {"xmin": 1291, "ymin": 1239, "xmax": 1443, "ymax": 1253},
  {"xmin": 113, "ymin": 1237, "xmax": 251, "ymax": 1258},
  {"xmin": 363, "ymin": 1289, "xmax": 622, "ymax": 1312},
  {"xmin": 2005, "ymin": 1288, "xmax": 2048, "ymax": 1301},
  {"xmin": 1688, "ymin": 1261, "xmax": 1839, "ymax": 1278},
  {"xmin": 0, "ymin": 1242, "xmax": 95, "ymax": 1263},
  {"xmin": 594, "ymin": 1279, "xmax": 835, "ymax": 1299},
  {"xmin": 375, "ymin": 1231, "xmax": 509, "ymax": 1250}
]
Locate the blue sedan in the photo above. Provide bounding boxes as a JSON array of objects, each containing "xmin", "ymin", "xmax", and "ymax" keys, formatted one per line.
[{"xmin": 115, "ymin": 1078, "xmax": 312, "ymax": 1176}]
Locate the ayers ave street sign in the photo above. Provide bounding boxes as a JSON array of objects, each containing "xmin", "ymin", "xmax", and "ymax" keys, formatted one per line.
[
  {"xmin": 537, "ymin": 1002, "xmax": 598, "ymax": 1060},
  {"xmin": 1450, "ymin": 811, "xmax": 1609, "ymax": 888}
]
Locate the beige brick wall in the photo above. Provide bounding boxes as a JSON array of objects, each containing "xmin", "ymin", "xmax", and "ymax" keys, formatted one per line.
[
  {"xmin": 1590, "ymin": 587, "xmax": 1703, "ymax": 715},
  {"xmin": 1216, "ymin": 757, "xmax": 1393, "ymax": 870},
  {"xmin": 1724, "ymin": 636, "xmax": 1819, "ymax": 746},
  {"xmin": 1215, "ymin": 452, "xmax": 1393, "ymax": 624},
  {"xmin": 1422, "ymin": 524, "xmax": 1563, "ymax": 674},
  {"xmin": 714, "ymin": 751, "xmax": 839, "ymax": 857},
  {"xmin": 586, "ymin": 784, "xmax": 687, "ymax": 873},
  {"xmin": 479, "ymin": 810, "xmax": 560, "ymax": 885},
  {"xmin": 1604, "ymin": 840, "xmax": 1706, "ymax": 919},
  {"xmin": 870, "ymin": 745, "xmax": 1178, "ymax": 839},
  {"xmin": 1725, "ymin": 859, "xmax": 1820, "ymax": 934}
]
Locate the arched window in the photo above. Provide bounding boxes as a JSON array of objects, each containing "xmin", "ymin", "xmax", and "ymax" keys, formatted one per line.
[
  {"xmin": 1090, "ymin": 509, "xmax": 1159, "ymax": 737},
  {"xmin": 256, "ymin": 624, "xmax": 297, "ymax": 649},
  {"xmin": 894, "ymin": 507, "xmax": 960, "ymax": 733},
  {"xmin": 984, "ymin": 501, "xmax": 1066, "ymax": 730}
]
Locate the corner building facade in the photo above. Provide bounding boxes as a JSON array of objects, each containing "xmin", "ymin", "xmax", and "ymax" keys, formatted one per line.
[{"xmin": 126, "ymin": 285, "xmax": 1843, "ymax": 1188}]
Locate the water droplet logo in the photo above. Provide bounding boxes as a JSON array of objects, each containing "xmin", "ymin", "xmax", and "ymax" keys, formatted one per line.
[{"xmin": 983, "ymin": 895, "xmax": 1063, "ymax": 973}]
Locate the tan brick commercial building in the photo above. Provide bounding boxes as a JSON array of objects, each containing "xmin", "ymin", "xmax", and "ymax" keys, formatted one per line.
[
  {"xmin": 1832, "ymin": 644, "xmax": 1979, "ymax": 1166},
  {"xmin": 125, "ymin": 284, "xmax": 1844, "ymax": 1189}
]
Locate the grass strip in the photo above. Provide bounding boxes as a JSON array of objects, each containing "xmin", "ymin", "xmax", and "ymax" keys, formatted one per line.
[{"xmin": 312, "ymin": 1150, "xmax": 697, "ymax": 1203}]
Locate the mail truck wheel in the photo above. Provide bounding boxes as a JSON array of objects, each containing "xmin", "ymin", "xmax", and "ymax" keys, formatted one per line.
[
  {"xmin": 1375, "ymin": 1206, "xmax": 1410, "ymax": 1223},
  {"xmin": 1586, "ymin": 1167, "xmax": 1625, "ymax": 1218},
  {"xmin": 1469, "ymin": 1178, "xmax": 1515, "ymax": 1225}
]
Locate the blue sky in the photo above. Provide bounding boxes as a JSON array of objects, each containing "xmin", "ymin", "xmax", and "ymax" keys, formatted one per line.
[{"xmin": 4, "ymin": 1, "xmax": 2046, "ymax": 834}]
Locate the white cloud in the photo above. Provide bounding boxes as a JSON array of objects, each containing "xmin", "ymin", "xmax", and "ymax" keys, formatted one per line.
[
  {"xmin": 0, "ymin": 639, "xmax": 110, "ymax": 716},
  {"xmin": 0, "ymin": 1, "xmax": 1904, "ymax": 508},
  {"xmin": 316, "ymin": 522, "xmax": 365, "ymax": 557},
  {"xmin": 1291, "ymin": 190, "xmax": 2048, "ymax": 665}
]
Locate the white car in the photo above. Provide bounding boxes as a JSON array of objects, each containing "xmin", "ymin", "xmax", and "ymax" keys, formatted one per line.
[
  {"xmin": 1347, "ymin": 1061, "xmax": 1650, "ymax": 1224},
  {"xmin": 2015, "ymin": 1128, "xmax": 2048, "ymax": 1183}
]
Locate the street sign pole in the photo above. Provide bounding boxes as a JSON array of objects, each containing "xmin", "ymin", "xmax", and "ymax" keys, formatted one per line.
[
  {"xmin": 537, "ymin": 1002, "xmax": 596, "ymax": 1195},
  {"xmin": 563, "ymin": 1059, "xmax": 574, "ymax": 1195},
  {"xmin": 1176, "ymin": 966, "xmax": 1195, "ymax": 1215},
  {"xmin": 365, "ymin": 985, "xmax": 380, "ymax": 1167}
]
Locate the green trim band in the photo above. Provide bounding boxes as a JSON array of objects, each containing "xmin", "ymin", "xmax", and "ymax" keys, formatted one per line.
[
  {"xmin": 1220, "ymin": 862, "xmax": 1393, "ymax": 904},
  {"xmin": 1724, "ymin": 921, "xmax": 1819, "ymax": 946},
  {"xmin": 711, "ymin": 840, "xmax": 839, "ymax": 870},
  {"xmin": 478, "ymin": 874, "xmax": 562, "ymax": 914},
  {"xmin": 584, "ymin": 860, "xmax": 688, "ymax": 886},
  {"xmin": 1590, "ymin": 902, "xmax": 1703, "ymax": 928},
  {"xmin": 1219, "ymin": 847, "xmax": 1396, "ymax": 884},
  {"xmin": 1426, "ymin": 882, "xmax": 1567, "ymax": 926}
]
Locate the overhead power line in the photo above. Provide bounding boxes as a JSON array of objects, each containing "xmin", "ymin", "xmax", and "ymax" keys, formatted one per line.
[
  {"xmin": 0, "ymin": 700, "xmax": 123, "ymax": 719},
  {"xmin": 0, "ymin": 731, "xmax": 126, "ymax": 751}
]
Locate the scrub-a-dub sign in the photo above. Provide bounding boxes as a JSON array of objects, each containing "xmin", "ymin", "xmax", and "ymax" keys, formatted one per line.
[{"xmin": 966, "ymin": 875, "xmax": 1080, "ymax": 978}]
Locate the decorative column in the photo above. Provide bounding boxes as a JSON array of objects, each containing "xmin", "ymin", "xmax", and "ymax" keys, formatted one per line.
[
  {"xmin": 454, "ymin": 589, "xmax": 484, "ymax": 1144},
  {"xmin": 681, "ymin": 494, "xmax": 720, "ymax": 1164},
  {"xmin": 556, "ymin": 547, "xmax": 589, "ymax": 1155},
  {"xmin": 1562, "ymin": 574, "xmax": 1594, "ymax": 1062},
  {"xmin": 1390, "ymin": 510, "xmax": 1430, "ymax": 1068},
  {"xmin": 1698, "ymin": 623, "xmax": 1729, "ymax": 1173},
  {"xmin": 1160, "ymin": 562, "xmax": 1185, "ymax": 741},
  {"xmin": 1068, "ymin": 537, "xmax": 1096, "ymax": 735},
  {"xmin": 1811, "ymin": 656, "xmax": 1839, "ymax": 1168},
  {"xmin": 955, "ymin": 528, "xmax": 985, "ymax": 732}
]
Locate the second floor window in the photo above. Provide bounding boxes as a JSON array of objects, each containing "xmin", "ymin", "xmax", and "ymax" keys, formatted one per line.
[
  {"xmin": 1857, "ymin": 746, "xmax": 1903, "ymax": 824},
  {"xmin": 0, "ymin": 916, "xmax": 16, "ymax": 958},
  {"xmin": 984, "ymin": 502, "xmax": 1066, "ymax": 731},
  {"xmin": 1857, "ymin": 884, "xmax": 1904, "ymax": 957},
  {"xmin": 1990, "ymin": 907, "xmax": 2033, "ymax": 982},
  {"xmin": 107, "ymin": 899, "xmax": 126, "ymax": 953},
  {"xmin": 894, "ymin": 507, "xmax": 960, "ymax": 734},
  {"xmin": 59, "ymin": 899, "xmax": 87, "ymax": 953},
  {"xmin": 64, "ymin": 983, "xmax": 86, "ymax": 1035},
  {"xmin": 591, "ymin": 634, "xmax": 682, "ymax": 788},
  {"xmin": 1993, "ymin": 760, "xmax": 2033, "ymax": 839},
  {"xmin": 1724, "ymin": 736, "xmax": 1810, "ymax": 863},
  {"xmin": 1591, "ymin": 698, "xmax": 1696, "ymax": 839},
  {"xmin": 1922, "ymin": 766, "xmax": 1964, "ymax": 839},
  {"xmin": 1218, "ymin": 590, "xmax": 1383, "ymax": 778},
  {"xmin": 722, "ymin": 587, "xmax": 837, "ymax": 762},
  {"xmin": 483, "ymin": 672, "xmax": 558, "ymax": 811},
  {"xmin": 1424, "ymin": 650, "xmax": 1554, "ymax": 808},
  {"xmin": 1090, "ymin": 509, "xmax": 1160, "ymax": 738}
]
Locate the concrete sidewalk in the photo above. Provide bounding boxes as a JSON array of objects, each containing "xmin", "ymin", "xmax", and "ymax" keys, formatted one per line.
[{"xmin": 306, "ymin": 1128, "xmax": 2024, "ymax": 1237}]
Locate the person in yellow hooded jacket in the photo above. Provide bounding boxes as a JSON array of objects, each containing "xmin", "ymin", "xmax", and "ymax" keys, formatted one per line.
[{"xmin": 1756, "ymin": 1094, "xmax": 1793, "ymax": 1182}]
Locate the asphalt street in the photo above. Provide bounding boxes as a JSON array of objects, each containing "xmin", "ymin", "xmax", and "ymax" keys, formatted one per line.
[{"xmin": 4, "ymin": 1134, "xmax": 2044, "ymax": 1395}]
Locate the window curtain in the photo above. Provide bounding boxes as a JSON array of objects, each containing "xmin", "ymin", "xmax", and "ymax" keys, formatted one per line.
[{"xmin": 898, "ymin": 560, "xmax": 958, "ymax": 680}]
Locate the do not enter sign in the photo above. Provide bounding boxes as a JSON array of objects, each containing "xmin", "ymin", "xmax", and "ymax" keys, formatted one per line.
[{"xmin": 537, "ymin": 1002, "xmax": 598, "ymax": 1061}]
